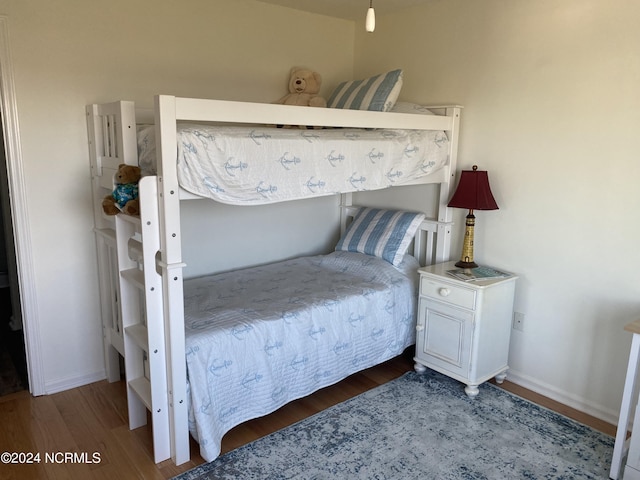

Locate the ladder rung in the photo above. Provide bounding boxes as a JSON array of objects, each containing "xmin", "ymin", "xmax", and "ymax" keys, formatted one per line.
[
  {"xmin": 129, "ymin": 377, "xmax": 152, "ymax": 410},
  {"xmin": 128, "ymin": 238, "xmax": 143, "ymax": 262},
  {"xmin": 125, "ymin": 324, "xmax": 149, "ymax": 352},
  {"xmin": 121, "ymin": 268, "xmax": 144, "ymax": 289}
]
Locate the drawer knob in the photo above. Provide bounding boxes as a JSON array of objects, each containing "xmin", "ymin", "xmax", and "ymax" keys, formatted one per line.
[{"xmin": 439, "ymin": 287, "xmax": 451, "ymax": 297}]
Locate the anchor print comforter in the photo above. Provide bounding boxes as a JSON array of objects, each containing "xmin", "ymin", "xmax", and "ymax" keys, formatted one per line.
[
  {"xmin": 137, "ymin": 124, "xmax": 449, "ymax": 204},
  {"xmin": 183, "ymin": 251, "xmax": 419, "ymax": 460}
]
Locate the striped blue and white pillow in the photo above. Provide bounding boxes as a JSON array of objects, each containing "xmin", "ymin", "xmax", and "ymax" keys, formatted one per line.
[
  {"xmin": 335, "ymin": 208, "xmax": 425, "ymax": 266},
  {"xmin": 327, "ymin": 69, "xmax": 403, "ymax": 112}
]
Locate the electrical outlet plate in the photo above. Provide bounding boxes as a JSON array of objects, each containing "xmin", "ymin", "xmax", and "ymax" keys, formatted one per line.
[{"xmin": 513, "ymin": 312, "xmax": 525, "ymax": 331}]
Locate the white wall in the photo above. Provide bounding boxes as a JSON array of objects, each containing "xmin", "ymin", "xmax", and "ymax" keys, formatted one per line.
[
  {"xmin": 0, "ymin": 0, "xmax": 355, "ymax": 393},
  {"xmin": 355, "ymin": 0, "xmax": 640, "ymax": 422}
]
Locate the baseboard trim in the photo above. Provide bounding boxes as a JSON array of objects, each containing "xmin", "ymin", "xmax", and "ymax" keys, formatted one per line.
[
  {"xmin": 38, "ymin": 366, "xmax": 622, "ymax": 426},
  {"xmin": 44, "ymin": 370, "xmax": 106, "ymax": 395},
  {"xmin": 506, "ymin": 368, "xmax": 619, "ymax": 427}
]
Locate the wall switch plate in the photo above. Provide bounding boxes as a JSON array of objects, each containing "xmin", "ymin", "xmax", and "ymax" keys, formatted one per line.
[{"xmin": 513, "ymin": 312, "xmax": 525, "ymax": 331}]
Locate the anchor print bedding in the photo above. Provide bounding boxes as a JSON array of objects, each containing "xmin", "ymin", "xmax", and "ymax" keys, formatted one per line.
[
  {"xmin": 183, "ymin": 251, "xmax": 419, "ymax": 461},
  {"xmin": 137, "ymin": 124, "xmax": 449, "ymax": 204}
]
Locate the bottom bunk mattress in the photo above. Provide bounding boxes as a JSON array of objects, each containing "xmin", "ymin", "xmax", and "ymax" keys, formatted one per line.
[{"xmin": 183, "ymin": 250, "xmax": 419, "ymax": 461}]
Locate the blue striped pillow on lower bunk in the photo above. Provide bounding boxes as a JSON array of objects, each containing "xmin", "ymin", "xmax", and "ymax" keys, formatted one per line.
[{"xmin": 336, "ymin": 208, "xmax": 425, "ymax": 266}]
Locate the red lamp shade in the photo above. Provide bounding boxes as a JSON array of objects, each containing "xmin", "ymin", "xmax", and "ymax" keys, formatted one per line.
[
  {"xmin": 447, "ymin": 165, "xmax": 498, "ymax": 269},
  {"xmin": 448, "ymin": 165, "xmax": 498, "ymax": 211}
]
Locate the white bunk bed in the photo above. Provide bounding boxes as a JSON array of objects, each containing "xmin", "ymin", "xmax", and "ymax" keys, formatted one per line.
[{"xmin": 87, "ymin": 96, "xmax": 461, "ymax": 465}]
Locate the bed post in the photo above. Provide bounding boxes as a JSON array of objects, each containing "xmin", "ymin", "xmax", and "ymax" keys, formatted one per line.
[
  {"xmin": 155, "ymin": 95, "xmax": 190, "ymax": 465},
  {"xmin": 434, "ymin": 106, "xmax": 461, "ymax": 264},
  {"xmin": 339, "ymin": 192, "xmax": 354, "ymax": 235}
]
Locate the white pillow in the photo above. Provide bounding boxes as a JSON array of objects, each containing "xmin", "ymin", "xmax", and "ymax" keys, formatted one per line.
[
  {"xmin": 327, "ymin": 69, "xmax": 403, "ymax": 112},
  {"xmin": 390, "ymin": 102, "xmax": 434, "ymax": 115}
]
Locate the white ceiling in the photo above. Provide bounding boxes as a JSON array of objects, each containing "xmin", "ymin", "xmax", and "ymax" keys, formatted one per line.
[{"xmin": 255, "ymin": 0, "xmax": 430, "ymax": 21}]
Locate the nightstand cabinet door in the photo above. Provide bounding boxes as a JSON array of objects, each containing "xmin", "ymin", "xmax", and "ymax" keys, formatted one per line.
[{"xmin": 416, "ymin": 298, "xmax": 474, "ymax": 379}]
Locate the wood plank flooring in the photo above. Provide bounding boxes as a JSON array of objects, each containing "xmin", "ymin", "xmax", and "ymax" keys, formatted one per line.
[{"xmin": 0, "ymin": 351, "xmax": 615, "ymax": 479}]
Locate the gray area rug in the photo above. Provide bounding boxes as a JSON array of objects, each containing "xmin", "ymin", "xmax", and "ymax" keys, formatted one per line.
[{"xmin": 173, "ymin": 370, "xmax": 613, "ymax": 479}]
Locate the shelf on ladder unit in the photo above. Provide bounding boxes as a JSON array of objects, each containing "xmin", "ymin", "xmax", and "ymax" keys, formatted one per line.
[
  {"xmin": 128, "ymin": 238, "xmax": 143, "ymax": 262},
  {"xmin": 117, "ymin": 213, "xmax": 142, "ymax": 226},
  {"xmin": 121, "ymin": 268, "xmax": 145, "ymax": 290},
  {"xmin": 94, "ymin": 227, "xmax": 116, "ymax": 244}
]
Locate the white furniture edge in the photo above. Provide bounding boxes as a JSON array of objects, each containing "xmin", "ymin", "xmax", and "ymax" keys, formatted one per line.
[{"xmin": 610, "ymin": 320, "xmax": 640, "ymax": 480}]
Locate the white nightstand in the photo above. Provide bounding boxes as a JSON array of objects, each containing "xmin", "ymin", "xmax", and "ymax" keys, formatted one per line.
[{"xmin": 414, "ymin": 261, "xmax": 518, "ymax": 397}]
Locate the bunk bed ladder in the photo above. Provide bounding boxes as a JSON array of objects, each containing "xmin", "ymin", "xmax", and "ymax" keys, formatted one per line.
[{"xmin": 115, "ymin": 177, "xmax": 171, "ymax": 463}]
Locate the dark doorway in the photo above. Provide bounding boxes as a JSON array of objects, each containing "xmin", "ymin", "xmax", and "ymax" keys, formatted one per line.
[{"xmin": 0, "ymin": 115, "xmax": 27, "ymax": 396}]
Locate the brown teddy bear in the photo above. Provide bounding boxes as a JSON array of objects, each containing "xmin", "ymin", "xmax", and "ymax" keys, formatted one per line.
[
  {"xmin": 102, "ymin": 163, "xmax": 141, "ymax": 216},
  {"xmin": 275, "ymin": 67, "xmax": 327, "ymax": 108}
]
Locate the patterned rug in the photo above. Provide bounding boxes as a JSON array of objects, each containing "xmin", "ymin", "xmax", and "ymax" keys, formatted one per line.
[{"xmin": 173, "ymin": 370, "xmax": 614, "ymax": 479}]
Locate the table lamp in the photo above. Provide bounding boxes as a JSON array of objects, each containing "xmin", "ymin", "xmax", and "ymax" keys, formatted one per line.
[{"xmin": 447, "ymin": 165, "xmax": 499, "ymax": 269}]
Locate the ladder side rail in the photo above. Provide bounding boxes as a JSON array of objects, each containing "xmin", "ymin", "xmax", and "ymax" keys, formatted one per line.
[{"xmin": 139, "ymin": 176, "xmax": 171, "ymax": 463}]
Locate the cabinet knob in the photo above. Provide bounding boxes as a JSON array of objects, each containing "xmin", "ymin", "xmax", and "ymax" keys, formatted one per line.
[
  {"xmin": 438, "ymin": 287, "xmax": 451, "ymax": 297},
  {"xmin": 416, "ymin": 324, "xmax": 424, "ymax": 332}
]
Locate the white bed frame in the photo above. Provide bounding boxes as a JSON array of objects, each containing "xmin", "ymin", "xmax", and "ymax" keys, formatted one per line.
[{"xmin": 86, "ymin": 96, "xmax": 461, "ymax": 465}]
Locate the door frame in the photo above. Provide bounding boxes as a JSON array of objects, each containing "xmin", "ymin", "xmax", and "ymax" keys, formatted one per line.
[{"xmin": 0, "ymin": 15, "xmax": 44, "ymax": 395}]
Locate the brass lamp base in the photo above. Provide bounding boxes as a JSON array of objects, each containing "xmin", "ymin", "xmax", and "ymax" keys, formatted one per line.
[
  {"xmin": 455, "ymin": 259, "xmax": 478, "ymax": 269},
  {"xmin": 455, "ymin": 210, "xmax": 478, "ymax": 269}
]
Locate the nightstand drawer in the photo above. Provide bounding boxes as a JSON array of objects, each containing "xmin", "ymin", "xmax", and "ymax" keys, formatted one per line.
[{"xmin": 420, "ymin": 277, "xmax": 477, "ymax": 310}]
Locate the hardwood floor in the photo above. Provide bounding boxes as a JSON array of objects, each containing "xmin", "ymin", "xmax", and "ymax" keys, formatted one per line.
[{"xmin": 0, "ymin": 351, "xmax": 616, "ymax": 479}]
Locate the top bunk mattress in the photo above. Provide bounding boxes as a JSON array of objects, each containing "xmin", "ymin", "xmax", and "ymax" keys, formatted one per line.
[{"xmin": 137, "ymin": 124, "xmax": 449, "ymax": 205}]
